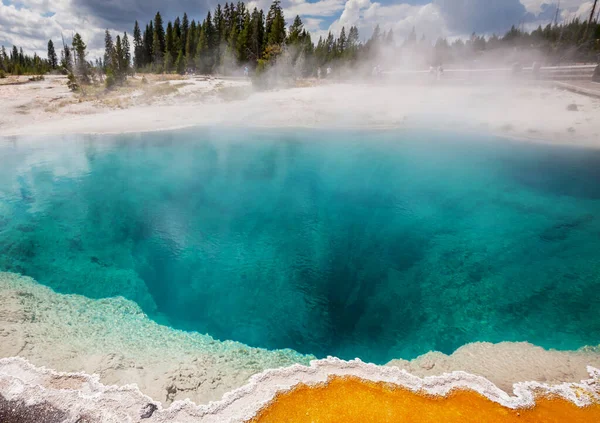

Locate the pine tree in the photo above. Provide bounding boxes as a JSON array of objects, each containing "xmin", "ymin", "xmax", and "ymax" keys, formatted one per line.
[
  {"xmin": 104, "ymin": 30, "xmax": 114, "ymax": 71},
  {"xmin": 214, "ymin": 6, "xmax": 224, "ymax": 68},
  {"xmin": 144, "ymin": 22, "xmax": 154, "ymax": 67},
  {"xmin": 11, "ymin": 46, "xmax": 18, "ymax": 67},
  {"xmin": 72, "ymin": 33, "xmax": 90, "ymax": 83},
  {"xmin": 175, "ymin": 50, "xmax": 185, "ymax": 74},
  {"xmin": 164, "ymin": 51, "xmax": 174, "ymax": 72},
  {"xmin": 338, "ymin": 26, "xmax": 346, "ymax": 54},
  {"xmin": 122, "ymin": 32, "xmax": 131, "ymax": 75},
  {"xmin": 115, "ymin": 34, "xmax": 123, "ymax": 79},
  {"xmin": 215, "ymin": 4, "xmax": 225, "ymax": 44},
  {"xmin": 265, "ymin": 0, "xmax": 286, "ymax": 46},
  {"xmin": 182, "ymin": 13, "xmax": 190, "ymax": 55},
  {"xmin": 186, "ymin": 20, "xmax": 197, "ymax": 68},
  {"xmin": 236, "ymin": 11, "xmax": 251, "ymax": 63},
  {"xmin": 174, "ymin": 17, "xmax": 182, "ymax": 54},
  {"xmin": 287, "ymin": 15, "xmax": 303, "ymax": 46},
  {"xmin": 195, "ymin": 25, "xmax": 210, "ymax": 73},
  {"xmin": 60, "ymin": 38, "xmax": 73, "ymax": 73},
  {"xmin": 0, "ymin": 47, "xmax": 5, "ymax": 74},
  {"xmin": 153, "ymin": 12, "xmax": 166, "ymax": 69},
  {"xmin": 249, "ymin": 8, "xmax": 265, "ymax": 64},
  {"xmin": 133, "ymin": 21, "xmax": 144, "ymax": 69},
  {"xmin": 385, "ymin": 29, "xmax": 394, "ymax": 45},
  {"xmin": 0, "ymin": 46, "xmax": 7, "ymax": 73},
  {"xmin": 204, "ymin": 11, "xmax": 216, "ymax": 62},
  {"xmin": 47, "ymin": 40, "xmax": 58, "ymax": 69},
  {"xmin": 347, "ymin": 26, "xmax": 359, "ymax": 60},
  {"xmin": 166, "ymin": 22, "xmax": 176, "ymax": 61}
]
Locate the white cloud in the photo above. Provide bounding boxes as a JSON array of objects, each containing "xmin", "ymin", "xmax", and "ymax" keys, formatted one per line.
[
  {"xmin": 328, "ymin": 1, "xmax": 447, "ymax": 43},
  {"xmin": 0, "ymin": 0, "xmax": 130, "ymax": 59},
  {"xmin": 284, "ymin": 0, "xmax": 346, "ymax": 18},
  {"xmin": 520, "ymin": 0, "xmax": 589, "ymax": 14},
  {"xmin": 560, "ymin": 1, "xmax": 594, "ymax": 22}
]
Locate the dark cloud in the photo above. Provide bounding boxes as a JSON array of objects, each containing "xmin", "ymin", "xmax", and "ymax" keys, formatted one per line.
[
  {"xmin": 434, "ymin": 0, "xmax": 528, "ymax": 33},
  {"xmin": 72, "ymin": 0, "xmax": 216, "ymax": 30}
]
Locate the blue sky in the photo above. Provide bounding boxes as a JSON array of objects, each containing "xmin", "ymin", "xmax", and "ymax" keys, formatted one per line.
[{"xmin": 0, "ymin": 0, "xmax": 595, "ymax": 57}]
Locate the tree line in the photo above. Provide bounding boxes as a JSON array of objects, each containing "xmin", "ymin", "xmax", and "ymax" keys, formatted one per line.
[
  {"xmin": 0, "ymin": 44, "xmax": 52, "ymax": 77},
  {"xmin": 102, "ymin": 3, "xmax": 600, "ymax": 82},
  {"xmin": 429, "ymin": 18, "xmax": 600, "ymax": 66},
  {"xmin": 1, "ymin": 0, "xmax": 598, "ymax": 84}
]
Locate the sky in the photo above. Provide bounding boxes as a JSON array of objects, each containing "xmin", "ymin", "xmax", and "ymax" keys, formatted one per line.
[{"xmin": 0, "ymin": 0, "xmax": 596, "ymax": 59}]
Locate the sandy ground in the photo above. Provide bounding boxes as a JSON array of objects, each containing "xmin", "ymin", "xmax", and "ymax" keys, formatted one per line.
[{"xmin": 1, "ymin": 74, "xmax": 600, "ymax": 147}]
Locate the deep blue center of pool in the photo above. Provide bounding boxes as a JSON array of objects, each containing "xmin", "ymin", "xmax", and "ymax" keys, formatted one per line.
[{"xmin": 1, "ymin": 128, "xmax": 599, "ymax": 363}]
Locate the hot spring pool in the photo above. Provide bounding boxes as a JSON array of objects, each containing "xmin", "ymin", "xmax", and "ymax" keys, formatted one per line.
[{"xmin": 0, "ymin": 128, "xmax": 599, "ymax": 364}]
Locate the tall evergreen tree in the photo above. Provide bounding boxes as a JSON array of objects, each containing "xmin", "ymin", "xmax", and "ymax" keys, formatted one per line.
[
  {"xmin": 182, "ymin": 13, "xmax": 190, "ymax": 55},
  {"xmin": 0, "ymin": 46, "xmax": 7, "ymax": 72},
  {"xmin": 133, "ymin": 21, "xmax": 144, "ymax": 69},
  {"xmin": 144, "ymin": 22, "xmax": 154, "ymax": 67},
  {"xmin": 104, "ymin": 30, "xmax": 115, "ymax": 71},
  {"xmin": 174, "ymin": 17, "xmax": 182, "ymax": 53},
  {"xmin": 338, "ymin": 26, "xmax": 346, "ymax": 54},
  {"xmin": 236, "ymin": 10, "xmax": 251, "ymax": 63},
  {"xmin": 265, "ymin": 0, "xmax": 286, "ymax": 46},
  {"xmin": 72, "ymin": 33, "xmax": 90, "ymax": 83},
  {"xmin": 287, "ymin": 15, "xmax": 304, "ymax": 46},
  {"xmin": 166, "ymin": 21, "xmax": 176, "ymax": 61},
  {"xmin": 153, "ymin": 12, "xmax": 166, "ymax": 68},
  {"xmin": 11, "ymin": 46, "xmax": 18, "ymax": 66},
  {"xmin": 249, "ymin": 7, "xmax": 265, "ymax": 63},
  {"xmin": 60, "ymin": 37, "xmax": 73, "ymax": 73},
  {"xmin": 47, "ymin": 40, "xmax": 58, "ymax": 69},
  {"xmin": 186, "ymin": 20, "xmax": 197, "ymax": 68},
  {"xmin": 122, "ymin": 32, "xmax": 131, "ymax": 75}
]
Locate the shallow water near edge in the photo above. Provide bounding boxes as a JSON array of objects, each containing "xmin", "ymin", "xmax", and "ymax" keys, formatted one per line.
[{"xmin": 0, "ymin": 128, "xmax": 599, "ymax": 364}]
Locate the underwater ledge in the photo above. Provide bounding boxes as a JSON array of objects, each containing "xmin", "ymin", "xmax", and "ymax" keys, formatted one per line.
[{"xmin": 1, "ymin": 270, "xmax": 600, "ymax": 415}]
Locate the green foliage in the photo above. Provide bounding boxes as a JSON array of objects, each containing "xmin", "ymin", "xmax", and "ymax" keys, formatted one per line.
[
  {"xmin": 175, "ymin": 50, "xmax": 185, "ymax": 74},
  {"xmin": 0, "ymin": 43, "xmax": 51, "ymax": 75},
  {"xmin": 106, "ymin": 1, "xmax": 600, "ymax": 80},
  {"xmin": 0, "ymin": 70, "xmax": 5, "ymax": 78},
  {"xmin": 72, "ymin": 33, "xmax": 90, "ymax": 84},
  {"xmin": 47, "ymin": 40, "xmax": 58, "ymax": 69},
  {"xmin": 163, "ymin": 51, "xmax": 174, "ymax": 73},
  {"xmin": 105, "ymin": 73, "xmax": 116, "ymax": 90},
  {"xmin": 265, "ymin": 0, "xmax": 285, "ymax": 47},
  {"xmin": 133, "ymin": 21, "xmax": 144, "ymax": 70},
  {"xmin": 103, "ymin": 31, "xmax": 131, "ymax": 87},
  {"xmin": 67, "ymin": 71, "xmax": 79, "ymax": 92},
  {"xmin": 153, "ymin": 12, "xmax": 166, "ymax": 67}
]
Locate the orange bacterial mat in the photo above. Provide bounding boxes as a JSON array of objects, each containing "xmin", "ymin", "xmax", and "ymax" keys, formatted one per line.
[{"xmin": 249, "ymin": 376, "xmax": 600, "ymax": 423}]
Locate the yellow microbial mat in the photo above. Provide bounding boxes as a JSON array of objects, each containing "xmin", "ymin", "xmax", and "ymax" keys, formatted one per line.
[{"xmin": 250, "ymin": 376, "xmax": 600, "ymax": 423}]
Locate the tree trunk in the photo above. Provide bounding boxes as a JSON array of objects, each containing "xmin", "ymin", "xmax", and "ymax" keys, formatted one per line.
[{"xmin": 590, "ymin": 0, "xmax": 598, "ymax": 26}]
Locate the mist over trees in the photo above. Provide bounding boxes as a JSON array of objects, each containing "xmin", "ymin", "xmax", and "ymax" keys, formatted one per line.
[
  {"xmin": 123, "ymin": 3, "xmax": 599, "ymax": 76},
  {"xmin": 1, "ymin": 0, "xmax": 598, "ymax": 83}
]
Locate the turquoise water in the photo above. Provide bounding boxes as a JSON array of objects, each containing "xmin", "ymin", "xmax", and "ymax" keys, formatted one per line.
[{"xmin": 1, "ymin": 128, "xmax": 599, "ymax": 364}]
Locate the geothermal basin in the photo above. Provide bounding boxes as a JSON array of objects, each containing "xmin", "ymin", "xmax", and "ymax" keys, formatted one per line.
[{"xmin": 1, "ymin": 127, "xmax": 600, "ymax": 421}]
